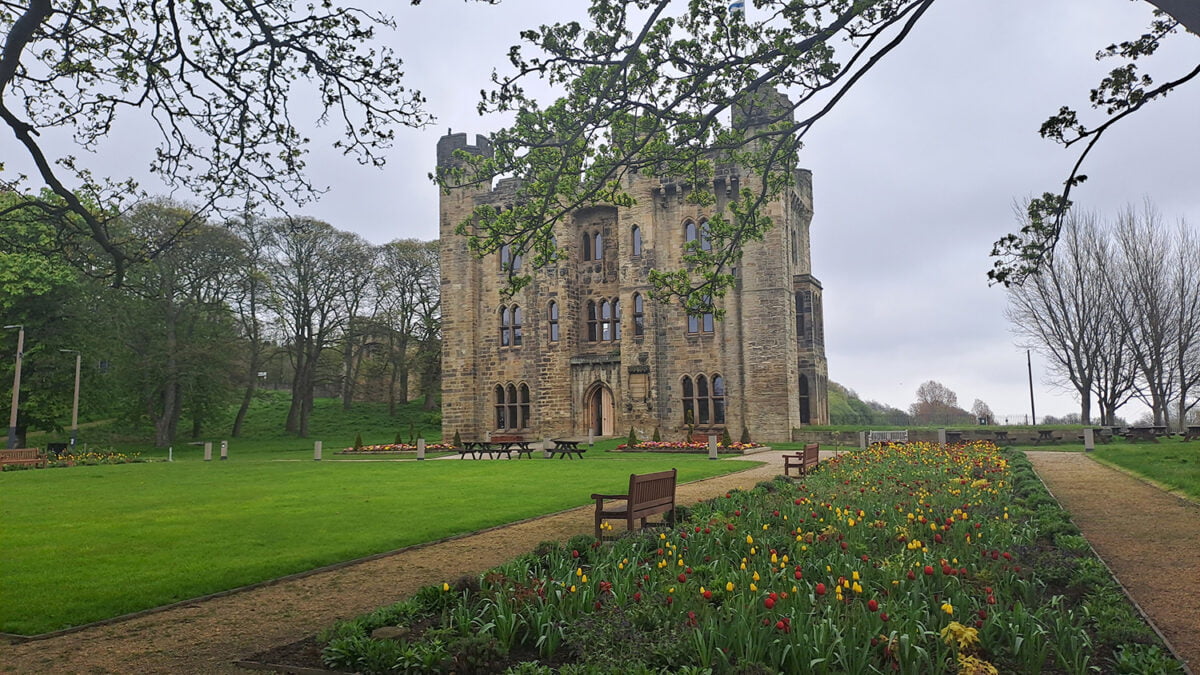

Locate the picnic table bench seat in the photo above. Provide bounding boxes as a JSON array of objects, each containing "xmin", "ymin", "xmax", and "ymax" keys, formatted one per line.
[
  {"xmin": 592, "ymin": 469, "xmax": 677, "ymax": 539},
  {"xmin": 783, "ymin": 443, "xmax": 820, "ymax": 477},
  {"xmin": 0, "ymin": 448, "xmax": 47, "ymax": 469}
]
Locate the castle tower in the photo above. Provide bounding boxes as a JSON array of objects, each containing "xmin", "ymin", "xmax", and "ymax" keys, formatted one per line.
[{"xmin": 437, "ymin": 89, "xmax": 828, "ymax": 444}]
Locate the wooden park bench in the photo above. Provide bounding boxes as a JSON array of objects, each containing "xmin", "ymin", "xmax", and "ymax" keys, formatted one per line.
[
  {"xmin": 783, "ymin": 443, "xmax": 820, "ymax": 477},
  {"xmin": 592, "ymin": 469, "xmax": 677, "ymax": 539},
  {"xmin": 868, "ymin": 430, "xmax": 908, "ymax": 445},
  {"xmin": 0, "ymin": 448, "xmax": 47, "ymax": 469}
]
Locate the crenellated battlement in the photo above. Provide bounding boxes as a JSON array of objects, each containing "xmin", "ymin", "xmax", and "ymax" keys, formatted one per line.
[{"xmin": 437, "ymin": 132, "xmax": 493, "ymax": 168}]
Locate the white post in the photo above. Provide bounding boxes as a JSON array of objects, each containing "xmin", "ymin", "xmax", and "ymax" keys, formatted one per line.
[
  {"xmin": 937, "ymin": 429, "xmax": 947, "ymax": 446},
  {"xmin": 203, "ymin": 441, "xmax": 212, "ymax": 461},
  {"xmin": 859, "ymin": 431, "xmax": 867, "ymax": 450},
  {"xmin": 588, "ymin": 431, "xmax": 594, "ymax": 447},
  {"xmin": 168, "ymin": 446, "xmax": 173, "ymax": 462},
  {"xmin": 1084, "ymin": 428, "xmax": 1095, "ymax": 453},
  {"xmin": 313, "ymin": 440, "xmax": 323, "ymax": 461},
  {"xmin": 220, "ymin": 440, "xmax": 228, "ymax": 460},
  {"xmin": 417, "ymin": 438, "xmax": 426, "ymax": 460},
  {"xmin": 708, "ymin": 434, "xmax": 718, "ymax": 460}
]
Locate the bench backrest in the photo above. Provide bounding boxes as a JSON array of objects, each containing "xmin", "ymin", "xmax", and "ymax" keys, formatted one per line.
[
  {"xmin": 628, "ymin": 469, "xmax": 677, "ymax": 510},
  {"xmin": 0, "ymin": 449, "xmax": 43, "ymax": 460},
  {"xmin": 868, "ymin": 430, "xmax": 909, "ymax": 444}
]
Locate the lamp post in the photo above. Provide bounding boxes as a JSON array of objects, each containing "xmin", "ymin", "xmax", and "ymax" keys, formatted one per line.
[
  {"xmin": 60, "ymin": 349, "xmax": 81, "ymax": 450},
  {"xmin": 3, "ymin": 325, "xmax": 23, "ymax": 449}
]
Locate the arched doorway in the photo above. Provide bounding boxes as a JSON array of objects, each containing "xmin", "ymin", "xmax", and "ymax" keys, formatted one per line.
[{"xmin": 585, "ymin": 382, "xmax": 615, "ymax": 437}]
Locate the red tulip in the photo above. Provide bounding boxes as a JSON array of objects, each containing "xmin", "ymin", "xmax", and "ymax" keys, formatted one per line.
[
  {"xmin": 764, "ymin": 597, "xmax": 776, "ymax": 609},
  {"xmin": 924, "ymin": 565, "xmax": 934, "ymax": 576},
  {"xmin": 815, "ymin": 583, "xmax": 826, "ymax": 596},
  {"xmin": 867, "ymin": 599, "xmax": 879, "ymax": 612}
]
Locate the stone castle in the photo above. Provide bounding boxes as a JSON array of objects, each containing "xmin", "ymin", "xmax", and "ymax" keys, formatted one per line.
[{"xmin": 438, "ymin": 91, "xmax": 828, "ymax": 444}]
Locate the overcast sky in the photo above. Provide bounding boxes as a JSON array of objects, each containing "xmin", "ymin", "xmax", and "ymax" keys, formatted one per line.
[{"xmin": 7, "ymin": 0, "xmax": 1200, "ymax": 421}]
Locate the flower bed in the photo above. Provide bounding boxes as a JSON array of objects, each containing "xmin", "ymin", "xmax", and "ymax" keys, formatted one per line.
[
  {"xmin": 49, "ymin": 450, "xmax": 152, "ymax": 468},
  {"xmin": 315, "ymin": 441, "xmax": 1183, "ymax": 674},
  {"xmin": 615, "ymin": 440, "xmax": 764, "ymax": 453},
  {"xmin": 337, "ymin": 443, "xmax": 455, "ymax": 455}
]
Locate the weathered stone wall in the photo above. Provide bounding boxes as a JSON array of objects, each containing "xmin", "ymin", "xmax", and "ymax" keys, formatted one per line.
[{"xmin": 438, "ymin": 95, "xmax": 829, "ymax": 444}]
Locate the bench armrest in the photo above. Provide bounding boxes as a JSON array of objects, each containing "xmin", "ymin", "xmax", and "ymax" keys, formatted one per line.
[{"xmin": 591, "ymin": 493, "xmax": 628, "ymax": 501}]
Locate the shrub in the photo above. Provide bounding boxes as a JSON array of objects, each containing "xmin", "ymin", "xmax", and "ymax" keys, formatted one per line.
[
  {"xmin": 740, "ymin": 426, "xmax": 752, "ymax": 444},
  {"xmin": 721, "ymin": 429, "xmax": 733, "ymax": 447},
  {"xmin": 452, "ymin": 430, "xmax": 462, "ymax": 449},
  {"xmin": 626, "ymin": 426, "xmax": 639, "ymax": 447},
  {"xmin": 652, "ymin": 427, "xmax": 662, "ymax": 442},
  {"xmin": 353, "ymin": 432, "xmax": 364, "ymax": 450}
]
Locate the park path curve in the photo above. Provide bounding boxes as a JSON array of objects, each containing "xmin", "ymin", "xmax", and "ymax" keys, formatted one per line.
[{"xmin": 1026, "ymin": 451, "xmax": 1199, "ymax": 672}]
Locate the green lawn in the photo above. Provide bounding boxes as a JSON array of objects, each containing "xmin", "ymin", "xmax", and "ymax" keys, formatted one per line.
[
  {"xmin": 0, "ymin": 448, "xmax": 756, "ymax": 635},
  {"xmin": 1089, "ymin": 442, "xmax": 1200, "ymax": 501}
]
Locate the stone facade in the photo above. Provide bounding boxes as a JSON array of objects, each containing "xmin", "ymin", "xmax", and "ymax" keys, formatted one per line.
[{"xmin": 438, "ymin": 96, "xmax": 828, "ymax": 444}]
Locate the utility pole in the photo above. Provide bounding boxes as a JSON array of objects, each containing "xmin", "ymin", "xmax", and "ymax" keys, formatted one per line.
[
  {"xmin": 4, "ymin": 325, "xmax": 24, "ymax": 449},
  {"xmin": 1027, "ymin": 350, "xmax": 1037, "ymax": 426},
  {"xmin": 60, "ymin": 349, "xmax": 82, "ymax": 449}
]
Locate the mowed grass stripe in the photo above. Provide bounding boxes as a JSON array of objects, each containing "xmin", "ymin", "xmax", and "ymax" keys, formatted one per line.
[{"xmin": 1, "ymin": 456, "xmax": 755, "ymax": 635}]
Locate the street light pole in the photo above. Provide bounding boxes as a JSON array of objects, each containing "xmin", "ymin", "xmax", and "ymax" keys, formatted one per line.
[
  {"xmin": 4, "ymin": 325, "xmax": 24, "ymax": 449},
  {"xmin": 60, "ymin": 349, "xmax": 81, "ymax": 450}
]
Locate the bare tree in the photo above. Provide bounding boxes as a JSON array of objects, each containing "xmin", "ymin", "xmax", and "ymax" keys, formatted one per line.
[
  {"xmin": 1088, "ymin": 225, "xmax": 1138, "ymax": 425},
  {"xmin": 971, "ymin": 399, "xmax": 995, "ymax": 425},
  {"xmin": 1168, "ymin": 221, "xmax": 1200, "ymax": 429},
  {"xmin": 1006, "ymin": 211, "xmax": 1109, "ymax": 424},
  {"xmin": 1110, "ymin": 201, "xmax": 1179, "ymax": 426},
  {"xmin": 908, "ymin": 380, "xmax": 972, "ymax": 425}
]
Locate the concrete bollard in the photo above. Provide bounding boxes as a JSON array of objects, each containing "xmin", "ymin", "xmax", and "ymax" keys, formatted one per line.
[
  {"xmin": 204, "ymin": 442, "xmax": 212, "ymax": 461},
  {"xmin": 220, "ymin": 440, "xmax": 228, "ymax": 460},
  {"xmin": 859, "ymin": 431, "xmax": 867, "ymax": 450},
  {"xmin": 314, "ymin": 440, "xmax": 322, "ymax": 461},
  {"xmin": 937, "ymin": 429, "xmax": 947, "ymax": 446},
  {"xmin": 417, "ymin": 438, "xmax": 426, "ymax": 460},
  {"xmin": 708, "ymin": 434, "xmax": 718, "ymax": 460},
  {"xmin": 1084, "ymin": 428, "xmax": 1095, "ymax": 453},
  {"xmin": 168, "ymin": 446, "xmax": 173, "ymax": 462},
  {"xmin": 588, "ymin": 431, "xmax": 594, "ymax": 447}
]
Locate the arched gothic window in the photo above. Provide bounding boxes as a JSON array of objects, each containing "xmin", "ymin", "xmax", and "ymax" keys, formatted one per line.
[
  {"xmin": 633, "ymin": 293, "xmax": 645, "ymax": 336},
  {"xmin": 548, "ymin": 301, "xmax": 560, "ymax": 341},
  {"xmin": 631, "ymin": 225, "xmax": 643, "ymax": 256}
]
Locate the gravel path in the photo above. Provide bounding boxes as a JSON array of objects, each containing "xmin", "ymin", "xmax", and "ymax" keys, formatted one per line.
[
  {"xmin": 1026, "ymin": 451, "xmax": 1200, "ymax": 673},
  {"xmin": 2, "ymin": 450, "xmax": 1195, "ymax": 673}
]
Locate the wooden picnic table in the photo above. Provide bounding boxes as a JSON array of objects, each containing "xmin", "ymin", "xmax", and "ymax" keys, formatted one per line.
[
  {"xmin": 459, "ymin": 441, "xmax": 534, "ymax": 459},
  {"xmin": 550, "ymin": 439, "xmax": 586, "ymax": 459},
  {"xmin": 1032, "ymin": 429, "xmax": 1060, "ymax": 445},
  {"xmin": 1183, "ymin": 425, "xmax": 1200, "ymax": 442},
  {"xmin": 992, "ymin": 430, "xmax": 1010, "ymax": 443},
  {"xmin": 1123, "ymin": 426, "xmax": 1164, "ymax": 443},
  {"xmin": 944, "ymin": 430, "xmax": 963, "ymax": 444}
]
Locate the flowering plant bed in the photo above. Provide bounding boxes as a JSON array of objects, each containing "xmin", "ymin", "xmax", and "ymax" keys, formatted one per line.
[
  {"xmin": 45, "ymin": 450, "xmax": 153, "ymax": 468},
  {"xmin": 337, "ymin": 443, "xmax": 455, "ymax": 455},
  {"xmin": 615, "ymin": 440, "xmax": 764, "ymax": 453},
  {"xmin": 314, "ymin": 442, "xmax": 1183, "ymax": 674}
]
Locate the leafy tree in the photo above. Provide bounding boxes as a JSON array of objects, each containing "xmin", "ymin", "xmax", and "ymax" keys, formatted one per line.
[
  {"xmin": 0, "ymin": 191, "xmax": 85, "ymax": 439},
  {"xmin": 268, "ymin": 217, "xmax": 367, "ymax": 436},
  {"xmin": 0, "ymin": 1, "xmax": 439, "ymax": 283},
  {"xmin": 99, "ymin": 200, "xmax": 244, "ymax": 446}
]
